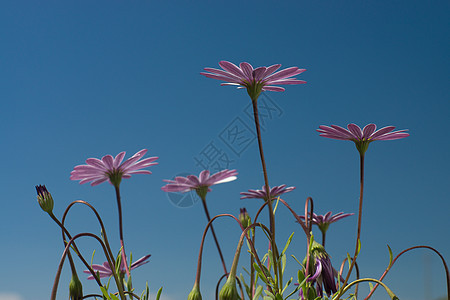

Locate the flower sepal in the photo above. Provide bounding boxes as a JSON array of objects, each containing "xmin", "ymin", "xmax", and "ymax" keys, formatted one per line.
[
  {"xmin": 69, "ymin": 273, "xmax": 83, "ymax": 300},
  {"xmin": 219, "ymin": 276, "xmax": 238, "ymax": 300},
  {"xmin": 187, "ymin": 284, "xmax": 202, "ymax": 300}
]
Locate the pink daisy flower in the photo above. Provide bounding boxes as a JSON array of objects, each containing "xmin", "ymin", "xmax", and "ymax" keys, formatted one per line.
[
  {"xmin": 240, "ymin": 184, "xmax": 295, "ymax": 201},
  {"xmin": 299, "ymin": 212, "xmax": 354, "ymax": 233},
  {"xmin": 201, "ymin": 61, "xmax": 306, "ymax": 101},
  {"xmin": 84, "ymin": 254, "xmax": 150, "ymax": 280},
  {"xmin": 317, "ymin": 123, "xmax": 409, "ymax": 154},
  {"xmin": 70, "ymin": 149, "xmax": 158, "ymax": 187},
  {"xmin": 161, "ymin": 169, "xmax": 237, "ymax": 199}
]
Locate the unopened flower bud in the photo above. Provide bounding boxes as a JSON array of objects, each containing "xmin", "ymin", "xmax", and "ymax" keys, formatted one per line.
[
  {"xmin": 35, "ymin": 185, "xmax": 54, "ymax": 213},
  {"xmin": 239, "ymin": 208, "xmax": 251, "ymax": 229},
  {"xmin": 187, "ymin": 284, "xmax": 202, "ymax": 300},
  {"xmin": 219, "ymin": 277, "xmax": 238, "ymax": 300},
  {"xmin": 69, "ymin": 273, "xmax": 83, "ymax": 300}
]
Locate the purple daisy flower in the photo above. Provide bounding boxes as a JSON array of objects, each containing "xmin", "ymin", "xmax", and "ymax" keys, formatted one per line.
[
  {"xmin": 299, "ymin": 212, "xmax": 354, "ymax": 233},
  {"xmin": 70, "ymin": 149, "xmax": 158, "ymax": 187},
  {"xmin": 240, "ymin": 184, "xmax": 295, "ymax": 201},
  {"xmin": 84, "ymin": 254, "xmax": 150, "ymax": 280},
  {"xmin": 317, "ymin": 123, "xmax": 409, "ymax": 155},
  {"xmin": 201, "ymin": 61, "xmax": 306, "ymax": 101},
  {"xmin": 161, "ymin": 169, "xmax": 237, "ymax": 199}
]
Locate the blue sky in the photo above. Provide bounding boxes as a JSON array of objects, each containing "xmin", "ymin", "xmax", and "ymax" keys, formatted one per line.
[{"xmin": 1, "ymin": 1, "xmax": 449, "ymax": 300}]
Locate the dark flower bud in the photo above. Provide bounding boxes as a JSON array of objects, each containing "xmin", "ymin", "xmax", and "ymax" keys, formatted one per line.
[
  {"xmin": 239, "ymin": 208, "xmax": 251, "ymax": 229},
  {"xmin": 35, "ymin": 185, "xmax": 54, "ymax": 214}
]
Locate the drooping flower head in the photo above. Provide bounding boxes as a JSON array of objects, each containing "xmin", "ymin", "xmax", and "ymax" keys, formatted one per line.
[
  {"xmin": 317, "ymin": 123, "xmax": 409, "ymax": 155},
  {"xmin": 70, "ymin": 149, "xmax": 158, "ymax": 187},
  {"xmin": 83, "ymin": 254, "xmax": 150, "ymax": 280},
  {"xmin": 299, "ymin": 212, "xmax": 354, "ymax": 234},
  {"xmin": 201, "ymin": 61, "xmax": 306, "ymax": 101},
  {"xmin": 36, "ymin": 185, "xmax": 54, "ymax": 214},
  {"xmin": 302, "ymin": 241, "xmax": 337, "ymax": 298},
  {"xmin": 161, "ymin": 169, "xmax": 237, "ymax": 199},
  {"xmin": 240, "ymin": 184, "xmax": 295, "ymax": 202}
]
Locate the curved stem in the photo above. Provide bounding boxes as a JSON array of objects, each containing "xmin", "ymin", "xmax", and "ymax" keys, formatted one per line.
[
  {"xmin": 114, "ymin": 185, "xmax": 131, "ymax": 278},
  {"xmin": 365, "ymin": 245, "xmax": 450, "ymax": 300},
  {"xmin": 193, "ymin": 214, "xmax": 270, "ymax": 294},
  {"xmin": 250, "ymin": 200, "xmax": 269, "ymax": 296},
  {"xmin": 338, "ymin": 153, "xmax": 365, "ymax": 296},
  {"xmin": 49, "ymin": 212, "xmax": 103, "ymax": 287},
  {"xmin": 51, "ymin": 232, "xmax": 126, "ymax": 300},
  {"xmin": 61, "ymin": 200, "xmax": 116, "ymax": 274},
  {"xmin": 333, "ymin": 278, "xmax": 398, "ymax": 300},
  {"xmin": 200, "ymin": 196, "xmax": 227, "ymax": 274}
]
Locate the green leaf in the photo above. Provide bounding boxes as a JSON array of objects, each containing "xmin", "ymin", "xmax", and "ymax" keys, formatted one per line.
[
  {"xmin": 281, "ymin": 277, "xmax": 292, "ymax": 295},
  {"xmin": 253, "ymin": 285, "xmax": 263, "ymax": 300},
  {"xmin": 387, "ymin": 244, "xmax": 393, "ymax": 267},
  {"xmin": 264, "ymin": 289, "xmax": 275, "ymax": 298},
  {"xmin": 291, "ymin": 255, "xmax": 302, "ymax": 266},
  {"xmin": 369, "ymin": 282, "xmax": 374, "ymax": 292},
  {"xmin": 240, "ymin": 274, "xmax": 251, "ymax": 298},
  {"xmin": 281, "ymin": 253, "xmax": 286, "ymax": 275},
  {"xmin": 356, "ymin": 239, "xmax": 361, "ymax": 255},
  {"xmin": 155, "ymin": 287, "xmax": 163, "ymax": 300},
  {"xmin": 281, "ymin": 232, "xmax": 294, "ymax": 255},
  {"xmin": 109, "ymin": 293, "xmax": 120, "ymax": 300},
  {"xmin": 253, "ymin": 263, "xmax": 269, "ymax": 285},
  {"xmin": 273, "ymin": 197, "xmax": 280, "ymax": 215},
  {"xmin": 347, "ymin": 253, "xmax": 352, "ymax": 269},
  {"xmin": 100, "ymin": 286, "xmax": 111, "ymax": 300}
]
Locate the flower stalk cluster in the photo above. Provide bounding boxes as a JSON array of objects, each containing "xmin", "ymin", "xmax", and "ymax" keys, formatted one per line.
[{"xmin": 35, "ymin": 59, "xmax": 449, "ymax": 300}]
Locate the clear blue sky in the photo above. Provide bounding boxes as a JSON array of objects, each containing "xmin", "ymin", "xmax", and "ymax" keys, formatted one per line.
[{"xmin": 1, "ymin": 1, "xmax": 449, "ymax": 300}]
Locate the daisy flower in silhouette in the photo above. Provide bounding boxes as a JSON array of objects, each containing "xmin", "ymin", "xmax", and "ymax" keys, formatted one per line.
[
  {"xmin": 240, "ymin": 184, "xmax": 295, "ymax": 201},
  {"xmin": 317, "ymin": 123, "xmax": 409, "ymax": 155},
  {"xmin": 84, "ymin": 254, "xmax": 151, "ymax": 280},
  {"xmin": 70, "ymin": 149, "xmax": 158, "ymax": 187},
  {"xmin": 161, "ymin": 169, "xmax": 237, "ymax": 199},
  {"xmin": 201, "ymin": 61, "xmax": 306, "ymax": 101}
]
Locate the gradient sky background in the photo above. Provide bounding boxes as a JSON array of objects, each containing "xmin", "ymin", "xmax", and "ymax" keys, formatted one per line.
[{"xmin": 1, "ymin": 1, "xmax": 449, "ymax": 300}]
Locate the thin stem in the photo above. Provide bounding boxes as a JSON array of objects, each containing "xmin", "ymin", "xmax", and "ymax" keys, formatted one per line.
[
  {"xmin": 61, "ymin": 200, "xmax": 116, "ymax": 275},
  {"xmin": 251, "ymin": 100, "xmax": 275, "ymax": 235},
  {"xmin": 365, "ymin": 245, "xmax": 450, "ymax": 300},
  {"xmin": 193, "ymin": 214, "xmax": 271, "ymax": 294},
  {"xmin": 51, "ymin": 232, "xmax": 126, "ymax": 300},
  {"xmin": 338, "ymin": 154, "xmax": 365, "ymax": 297},
  {"xmin": 251, "ymin": 99, "xmax": 278, "ymax": 291},
  {"xmin": 114, "ymin": 185, "xmax": 131, "ymax": 277},
  {"xmin": 322, "ymin": 231, "xmax": 327, "ymax": 248},
  {"xmin": 49, "ymin": 213, "xmax": 103, "ymax": 287},
  {"xmin": 200, "ymin": 196, "xmax": 227, "ymax": 274}
]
